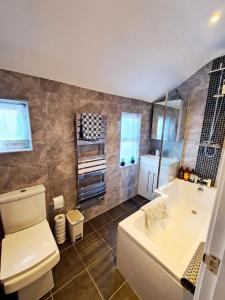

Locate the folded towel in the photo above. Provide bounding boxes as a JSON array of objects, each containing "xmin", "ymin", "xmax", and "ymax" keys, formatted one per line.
[
  {"xmin": 181, "ymin": 242, "xmax": 205, "ymax": 295},
  {"xmin": 141, "ymin": 199, "xmax": 168, "ymax": 228},
  {"xmin": 81, "ymin": 113, "xmax": 102, "ymax": 141}
]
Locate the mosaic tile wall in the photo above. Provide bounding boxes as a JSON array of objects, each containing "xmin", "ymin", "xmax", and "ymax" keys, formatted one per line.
[{"xmin": 195, "ymin": 55, "xmax": 225, "ymax": 185}]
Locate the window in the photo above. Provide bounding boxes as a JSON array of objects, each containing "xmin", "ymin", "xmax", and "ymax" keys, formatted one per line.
[
  {"xmin": 120, "ymin": 112, "xmax": 141, "ymax": 165},
  {"xmin": 156, "ymin": 116, "xmax": 164, "ymax": 140},
  {"xmin": 0, "ymin": 99, "xmax": 33, "ymax": 153},
  {"xmin": 156, "ymin": 116, "xmax": 176, "ymax": 141}
]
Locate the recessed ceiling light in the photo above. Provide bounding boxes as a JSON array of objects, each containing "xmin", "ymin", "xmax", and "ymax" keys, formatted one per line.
[{"xmin": 210, "ymin": 12, "xmax": 222, "ymax": 24}]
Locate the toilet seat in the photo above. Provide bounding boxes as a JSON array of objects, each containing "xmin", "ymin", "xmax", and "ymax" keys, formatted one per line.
[{"xmin": 0, "ymin": 220, "xmax": 60, "ymax": 294}]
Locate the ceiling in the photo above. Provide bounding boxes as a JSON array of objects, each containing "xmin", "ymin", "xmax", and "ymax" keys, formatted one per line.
[{"xmin": 0, "ymin": 0, "xmax": 225, "ymax": 102}]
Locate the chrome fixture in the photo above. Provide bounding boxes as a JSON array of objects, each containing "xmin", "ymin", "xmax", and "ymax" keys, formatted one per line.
[
  {"xmin": 203, "ymin": 63, "xmax": 225, "ymax": 158},
  {"xmin": 194, "ymin": 176, "xmax": 212, "ymax": 188}
]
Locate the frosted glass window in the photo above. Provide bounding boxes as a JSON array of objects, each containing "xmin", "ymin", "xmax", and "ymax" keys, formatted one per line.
[
  {"xmin": 157, "ymin": 116, "xmax": 176, "ymax": 141},
  {"xmin": 120, "ymin": 112, "xmax": 141, "ymax": 165},
  {"xmin": 0, "ymin": 99, "xmax": 33, "ymax": 153},
  {"xmin": 157, "ymin": 116, "xmax": 164, "ymax": 140}
]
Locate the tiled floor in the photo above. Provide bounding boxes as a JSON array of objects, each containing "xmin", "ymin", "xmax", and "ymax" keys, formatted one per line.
[{"xmin": 0, "ymin": 195, "xmax": 150, "ymax": 300}]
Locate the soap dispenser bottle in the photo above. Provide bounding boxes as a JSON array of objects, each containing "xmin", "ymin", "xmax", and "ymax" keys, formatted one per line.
[
  {"xmin": 183, "ymin": 168, "xmax": 190, "ymax": 181},
  {"xmin": 178, "ymin": 166, "xmax": 184, "ymax": 179},
  {"xmin": 189, "ymin": 169, "xmax": 195, "ymax": 183}
]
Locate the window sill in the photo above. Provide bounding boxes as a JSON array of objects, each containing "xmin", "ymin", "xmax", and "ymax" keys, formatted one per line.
[{"xmin": 119, "ymin": 163, "xmax": 138, "ymax": 168}]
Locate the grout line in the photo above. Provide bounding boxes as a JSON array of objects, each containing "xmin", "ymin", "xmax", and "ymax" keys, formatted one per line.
[
  {"xmin": 73, "ymin": 229, "xmax": 97, "ymax": 246},
  {"xmin": 73, "ymin": 233, "xmax": 112, "ymax": 270},
  {"xmin": 88, "ymin": 220, "xmax": 97, "ymax": 230},
  {"xmin": 86, "ymin": 268, "xmax": 105, "ymax": 300},
  {"xmin": 79, "ymin": 243, "xmax": 111, "ymax": 269},
  {"xmin": 87, "ymin": 198, "xmax": 144, "ymax": 231},
  {"xmin": 59, "ymin": 200, "xmax": 141, "ymax": 253},
  {"xmin": 51, "ymin": 199, "xmax": 145, "ymax": 298},
  {"xmin": 108, "ymin": 280, "xmax": 127, "ymax": 300},
  {"xmin": 51, "ymin": 268, "xmax": 87, "ymax": 295},
  {"xmin": 91, "ymin": 218, "xmax": 114, "ymax": 231},
  {"xmin": 59, "ymin": 242, "xmax": 73, "ymax": 253},
  {"xmin": 73, "ymin": 245, "xmax": 105, "ymax": 300},
  {"xmin": 95, "ymin": 230, "xmax": 113, "ymax": 251}
]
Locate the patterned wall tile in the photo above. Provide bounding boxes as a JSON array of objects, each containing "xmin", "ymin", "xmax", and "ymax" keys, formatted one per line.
[{"xmin": 195, "ymin": 55, "xmax": 225, "ymax": 184}]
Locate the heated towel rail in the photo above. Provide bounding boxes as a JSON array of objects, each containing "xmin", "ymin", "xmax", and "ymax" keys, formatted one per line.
[{"xmin": 75, "ymin": 113, "xmax": 107, "ymax": 206}]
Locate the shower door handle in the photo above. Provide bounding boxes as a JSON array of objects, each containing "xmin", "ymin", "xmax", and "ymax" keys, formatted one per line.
[
  {"xmin": 152, "ymin": 173, "xmax": 156, "ymax": 193},
  {"xmin": 147, "ymin": 171, "xmax": 151, "ymax": 191}
]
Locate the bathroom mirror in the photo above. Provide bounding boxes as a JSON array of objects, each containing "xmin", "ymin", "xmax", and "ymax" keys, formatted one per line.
[{"xmin": 151, "ymin": 98, "xmax": 183, "ymax": 142}]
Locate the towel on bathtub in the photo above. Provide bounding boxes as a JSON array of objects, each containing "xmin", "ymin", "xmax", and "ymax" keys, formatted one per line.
[{"xmin": 141, "ymin": 199, "xmax": 168, "ymax": 228}]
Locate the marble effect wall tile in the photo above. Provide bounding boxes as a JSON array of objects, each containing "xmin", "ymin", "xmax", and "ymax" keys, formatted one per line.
[
  {"xmin": 177, "ymin": 62, "xmax": 212, "ymax": 169},
  {"xmin": 0, "ymin": 69, "xmax": 152, "ymax": 225}
]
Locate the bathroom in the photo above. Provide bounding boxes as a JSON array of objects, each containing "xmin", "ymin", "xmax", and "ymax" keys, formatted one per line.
[{"xmin": 0, "ymin": 1, "xmax": 225, "ymax": 300}]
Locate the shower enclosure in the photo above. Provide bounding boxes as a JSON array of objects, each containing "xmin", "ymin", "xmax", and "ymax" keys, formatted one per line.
[{"xmin": 150, "ymin": 90, "xmax": 188, "ymax": 189}]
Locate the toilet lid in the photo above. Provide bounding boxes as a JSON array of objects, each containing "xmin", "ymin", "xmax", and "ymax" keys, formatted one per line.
[{"xmin": 0, "ymin": 220, "xmax": 58, "ymax": 281}]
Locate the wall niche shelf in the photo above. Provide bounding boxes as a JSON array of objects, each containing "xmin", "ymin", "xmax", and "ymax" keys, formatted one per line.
[{"xmin": 75, "ymin": 113, "xmax": 107, "ymax": 207}]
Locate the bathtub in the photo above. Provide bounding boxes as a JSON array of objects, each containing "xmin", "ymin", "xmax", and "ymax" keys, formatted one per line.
[{"xmin": 117, "ymin": 179, "xmax": 216, "ymax": 300}]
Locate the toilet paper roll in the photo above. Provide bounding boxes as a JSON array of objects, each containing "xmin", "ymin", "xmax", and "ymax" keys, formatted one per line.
[
  {"xmin": 53, "ymin": 195, "xmax": 64, "ymax": 210},
  {"xmin": 54, "ymin": 214, "xmax": 65, "ymax": 224},
  {"xmin": 54, "ymin": 214, "xmax": 66, "ymax": 244}
]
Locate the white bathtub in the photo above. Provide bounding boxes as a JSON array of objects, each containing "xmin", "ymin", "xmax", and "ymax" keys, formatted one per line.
[{"xmin": 117, "ymin": 179, "xmax": 216, "ymax": 300}]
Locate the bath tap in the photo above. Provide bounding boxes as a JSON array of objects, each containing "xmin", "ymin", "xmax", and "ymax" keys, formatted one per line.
[{"xmin": 194, "ymin": 176, "xmax": 212, "ymax": 188}]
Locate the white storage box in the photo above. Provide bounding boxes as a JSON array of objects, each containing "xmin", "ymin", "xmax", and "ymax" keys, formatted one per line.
[{"xmin": 66, "ymin": 210, "xmax": 84, "ymax": 243}]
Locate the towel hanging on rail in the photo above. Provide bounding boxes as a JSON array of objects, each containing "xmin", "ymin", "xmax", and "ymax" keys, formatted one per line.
[{"xmin": 81, "ymin": 113, "xmax": 102, "ymax": 141}]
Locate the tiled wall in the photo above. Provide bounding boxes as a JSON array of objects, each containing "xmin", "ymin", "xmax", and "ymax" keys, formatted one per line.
[
  {"xmin": 0, "ymin": 69, "xmax": 152, "ymax": 224},
  {"xmin": 177, "ymin": 62, "xmax": 212, "ymax": 169},
  {"xmin": 195, "ymin": 55, "xmax": 225, "ymax": 185},
  {"xmin": 177, "ymin": 55, "xmax": 225, "ymax": 184}
]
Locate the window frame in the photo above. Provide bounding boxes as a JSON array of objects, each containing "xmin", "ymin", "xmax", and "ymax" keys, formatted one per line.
[
  {"xmin": 119, "ymin": 112, "xmax": 141, "ymax": 167},
  {"xmin": 0, "ymin": 99, "xmax": 33, "ymax": 154}
]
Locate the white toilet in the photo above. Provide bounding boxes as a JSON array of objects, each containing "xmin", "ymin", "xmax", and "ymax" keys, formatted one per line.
[{"xmin": 0, "ymin": 185, "xmax": 60, "ymax": 300}]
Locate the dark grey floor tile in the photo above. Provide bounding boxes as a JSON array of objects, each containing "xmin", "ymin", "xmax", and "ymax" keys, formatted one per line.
[
  {"xmin": 40, "ymin": 291, "xmax": 52, "ymax": 300},
  {"xmin": 83, "ymin": 221, "xmax": 95, "ymax": 237},
  {"xmin": 98, "ymin": 220, "xmax": 118, "ymax": 248},
  {"xmin": 57, "ymin": 238, "xmax": 73, "ymax": 252},
  {"xmin": 75, "ymin": 232, "xmax": 109, "ymax": 267},
  {"xmin": 130, "ymin": 195, "xmax": 149, "ymax": 207},
  {"xmin": 52, "ymin": 246, "xmax": 85, "ymax": 292},
  {"xmin": 107, "ymin": 205, "xmax": 126, "ymax": 220},
  {"xmin": 115, "ymin": 208, "xmax": 138, "ymax": 224},
  {"xmin": 139, "ymin": 198, "xmax": 150, "ymax": 206},
  {"xmin": 110, "ymin": 282, "xmax": 140, "ymax": 300},
  {"xmin": 53, "ymin": 270, "xmax": 102, "ymax": 300},
  {"xmin": 121, "ymin": 199, "xmax": 138, "ymax": 211},
  {"xmin": 88, "ymin": 250, "xmax": 125, "ymax": 299},
  {"xmin": 89, "ymin": 212, "xmax": 113, "ymax": 230}
]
